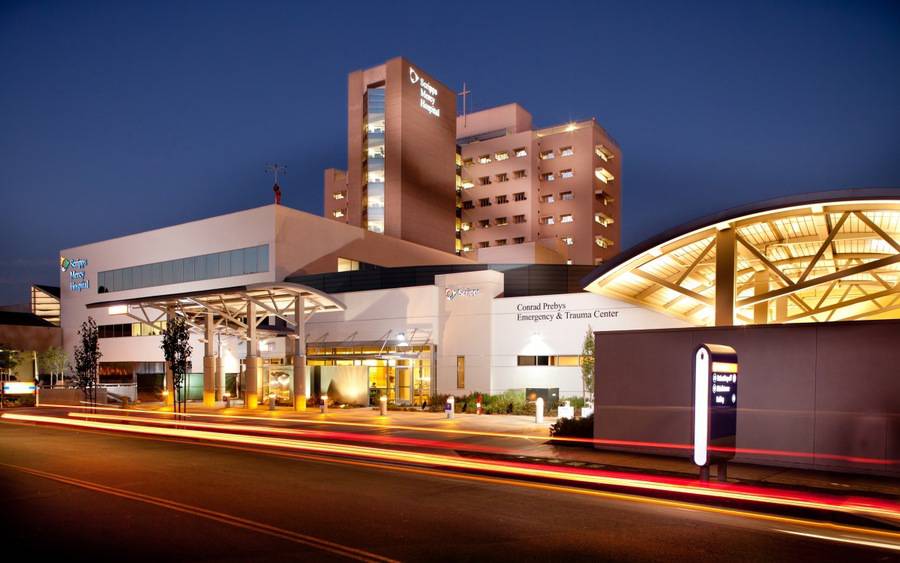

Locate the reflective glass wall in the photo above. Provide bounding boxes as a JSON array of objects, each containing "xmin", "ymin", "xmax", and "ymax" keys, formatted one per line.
[{"xmin": 363, "ymin": 85, "xmax": 385, "ymax": 233}]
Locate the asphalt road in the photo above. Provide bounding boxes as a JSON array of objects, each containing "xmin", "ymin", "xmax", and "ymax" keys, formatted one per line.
[{"xmin": 0, "ymin": 421, "xmax": 896, "ymax": 562}]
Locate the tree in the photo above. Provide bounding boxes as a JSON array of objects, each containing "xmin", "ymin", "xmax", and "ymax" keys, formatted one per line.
[
  {"xmin": 39, "ymin": 346, "xmax": 67, "ymax": 387},
  {"xmin": 161, "ymin": 315, "xmax": 192, "ymax": 413},
  {"xmin": 72, "ymin": 318, "xmax": 102, "ymax": 406},
  {"xmin": 0, "ymin": 344, "xmax": 21, "ymax": 380},
  {"xmin": 580, "ymin": 325, "xmax": 595, "ymax": 403}
]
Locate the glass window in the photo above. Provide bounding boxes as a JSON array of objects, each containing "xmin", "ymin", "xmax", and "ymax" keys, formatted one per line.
[
  {"xmin": 244, "ymin": 246, "xmax": 258, "ymax": 273},
  {"xmin": 560, "ymin": 191, "xmax": 574, "ymax": 200},
  {"xmin": 478, "ymin": 154, "xmax": 491, "ymax": 164},
  {"xmin": 123, "ymin": 268, "xmax": 133, "ymax": 290},
  {"xmin": 513, "ymin": 237, "xmax": 525, "ymax": 244},
  {"xmin": 560, "ymin": 146, "xmax": 574, "ymax": 157},
  {"xmin": 98, "ymin": 271, "xmax": 107, "ymax": 291},
  {"xmin": 258, "ymin": 245, "xmax": 269, "ymax": 272},
  {"xmin": 230, "ymin": 249, "xmax": 244, "ymax": 276},
  {"xmin": 183, "ymin": 257, "xmax": 195, "ymax": 282},
  {"xmin": 456, "ymin": 356, "xmax": 465, "ymax": 389},
  {"xmin": 172, "ymin": 259, "xmax": 183, "ymax": 283},
  {"xmin": 514, "ymin": 170, "xmax": 527, "ymax": 179},
  {"xmin": 495, "ymin": 151, "xmax": 509, "ymax": 161},
  {"xmin": 540, "ymin": 150, "xmax": 554, "ymax": 160},
  {"xmin": 514, "ymin": 147, "xmax": 527, "ymax": 157},
  {"xmin": 151, "ymin": 263, "xmax": 162, "ymax": 286},
  {"xmin": 560, "ymin": 169, "xmax": 574, "ymax": 179},
  {"xmin": 162, "ymin": 261, "xmax": 174, "ymax": 285}
]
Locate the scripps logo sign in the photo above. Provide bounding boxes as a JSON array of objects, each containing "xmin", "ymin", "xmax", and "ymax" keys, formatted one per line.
[
  {"xmin": 60, "ymin": 256, "xmax": 90, "ymax": 292},
  {"xmin": 409, "ymin": 66, "xmax": 440, "ymax": 117},
  {"xmin": 445, "ymin": 287, "xmax": 480, "ymax": 301}
]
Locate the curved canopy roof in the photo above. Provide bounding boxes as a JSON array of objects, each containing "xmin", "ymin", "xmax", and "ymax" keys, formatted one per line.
[{"xmin": 582, "ymin": 188, "xmax": 900, "ymax": 326}]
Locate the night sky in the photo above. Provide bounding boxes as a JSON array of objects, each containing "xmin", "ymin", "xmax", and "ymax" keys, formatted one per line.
[{"xmin": 1, "ymin": 1, "xmax": 899, "ymax": 305}]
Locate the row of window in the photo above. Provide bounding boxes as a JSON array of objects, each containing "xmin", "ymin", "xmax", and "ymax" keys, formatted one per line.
[
  {"xmin": 468, "ymin": 169, "xmax": 528, "ymax": 187},
  {"xmin": 462, "ymin": 237, "xmax": 527, "ymax": 251},
  {"xmin": 517, "ymin": 355, "xmax": 584, "ymax": 366},
  {"xmin": 98, "ymin": 322, "xmax": 167, "ymax": 339},
  {"xmin": 461, "ymin": 214, "xmax": 527, "ymax": 231},
  {"xmin": 536, "ymin": 212, "xmax": 615, "ymax": 227},
  {"xmin": 463, "ymin": 144, "xmax": 614, "ymax": 168},
  {"xmin": 98, "ymin": 244, "xmax": 270, "ymax": 293}
]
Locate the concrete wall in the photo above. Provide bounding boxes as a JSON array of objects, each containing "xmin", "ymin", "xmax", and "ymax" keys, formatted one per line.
[{"xmin": 593, "ymin": 320, "xmax": 900, "ymax": 476}]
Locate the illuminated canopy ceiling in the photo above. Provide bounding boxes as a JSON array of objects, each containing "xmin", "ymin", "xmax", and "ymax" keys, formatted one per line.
[{"xmin": 582, "ymin": 189, "xmax": 900, "ymax": 326}]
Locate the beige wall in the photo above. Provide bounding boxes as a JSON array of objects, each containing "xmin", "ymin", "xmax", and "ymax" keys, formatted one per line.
[
  {"xmin": 593, "ymin": 320, "xmax": 900, "ymax": 476},
  {"xmin": 274, "ymin": 205, "xmax": 471, "ymax": 279}
]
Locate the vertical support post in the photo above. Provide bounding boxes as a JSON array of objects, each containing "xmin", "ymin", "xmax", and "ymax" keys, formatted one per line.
[
  {"xmin": 164, "ymin": 307, "xmax": 175, "ymax": 407},
  {"xmin": 245, "ymin": 300, "xmax": 259, "ymax": 409},
  {"xmin": 753, "ymin": 270, "xmax": 769, "ymax": 325},
  {"xmin": 715, "ymin": 227, "xmax": 736, "ymax": 326},
  {"xmin": 215, "ymin": 352, "xmax": 224, "ymax": 401},
  {"xmin": 203, "ymin": 312, "xmax": 216, "ymax": 407},
  {"xmin": 293, "ymin": 296, "xmax": 307, "ymax": 412},
  {"xmin": 775, "ymin": 297, "xmax": 788, "ymax": 323}
]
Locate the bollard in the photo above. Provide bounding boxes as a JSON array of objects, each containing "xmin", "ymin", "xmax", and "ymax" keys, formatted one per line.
[
  {"xmin": 320, "ymin": 394, "xmax": 328, "ymax": 414},
  {"xmin": 476, "ymin": 394, "xmax": 483, "ymax": 415},
  {"xmin": 379, "ymin": 395, "xmax": 388, "ymax": 416},
  {"xmin": 223, "ymin": 392, "xmax": 231, "ymax": 408},
  {"xmin": 269, "ymin": 393, "xmax": 276, "ymax": 411},
  {"xmin": 445, "ymin": 396, "xmax": 455, "ymax": 419},
  {"xmin": 535, "ymin": 397, "xmax": 544, "ymax": 424}
]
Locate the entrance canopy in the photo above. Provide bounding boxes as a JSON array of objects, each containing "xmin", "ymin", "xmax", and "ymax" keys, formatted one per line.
[
  {"xmin": 582, "ymin": 189, "xmax": 900, "ymax": 326},
  {"xmin": 87, "ymin": 282, "xmax": 344, "ymax": 339}
]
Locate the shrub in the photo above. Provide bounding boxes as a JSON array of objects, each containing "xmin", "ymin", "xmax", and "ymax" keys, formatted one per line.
[{"xmin": 549, "ymin": 414, "xmax": 594, "ymax": 439}]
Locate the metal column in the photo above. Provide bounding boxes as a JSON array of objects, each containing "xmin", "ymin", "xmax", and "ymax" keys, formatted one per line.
[
  {"xmin": 293, "ymin": 296, "xmax": 307, "ymax": 411},
  {"xmin": 715, "ymin": 227, "xmax": 736, "ymax": 326},
  {"xmin": 245, "ymin": 301, "xmax": 260, "ymax": 409},
  {"xmin": 202, "ymin": 312, "xmax": 216, "ymax": 407}
]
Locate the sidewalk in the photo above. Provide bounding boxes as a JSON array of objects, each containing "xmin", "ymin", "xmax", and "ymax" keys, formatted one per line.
[{"xmin": 122, "ymin": 402, "xmax": 900, "ymax": 499}]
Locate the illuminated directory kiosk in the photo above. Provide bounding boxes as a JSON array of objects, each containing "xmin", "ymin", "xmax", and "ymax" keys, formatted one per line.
[{"xmin": 693, "ymin": 343, "xmax": 738, "ymax": 481}]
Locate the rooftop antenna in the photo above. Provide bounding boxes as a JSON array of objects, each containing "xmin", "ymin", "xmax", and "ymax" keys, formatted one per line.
[
  {"xmin": 458, "ymin": 82, "xmax": 471, "ymax": 127},
  {"xmin": 265, "ymin": 163, "xmax": 286, "ymax": 205}
]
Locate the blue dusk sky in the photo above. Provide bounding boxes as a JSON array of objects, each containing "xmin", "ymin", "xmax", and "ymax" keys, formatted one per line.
[{"xmin": 1, "ymin": 0, "xmax": 898, "ymax": 304}]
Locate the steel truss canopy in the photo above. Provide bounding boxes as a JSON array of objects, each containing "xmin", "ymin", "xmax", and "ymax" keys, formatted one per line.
[
  {"xmin": 582, "ymin": 188, "xmax": 900, "ymax": 326},
  {"xmin": 87, "ymin": 282, "xmax": 345, "ymax": 338}
]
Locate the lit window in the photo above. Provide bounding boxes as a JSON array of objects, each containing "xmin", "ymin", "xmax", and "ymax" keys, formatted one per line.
[
  {"xmin": 594, "ymin": 212, "xmax": 615, "ymax": 226},
  {"xmin": 595, "ymin": 145, "xmax": 615, "ymax": 162},
  {"xmin": 513, "ymin": 169, "xmax": 527, "ymax": 179},
  {"xmin": 540, "ymin": 194, "xmax": 555, "ymax": 204},
  {"xmin": 478, "ymin": 198, "xmax": 491, "ymax": 207},
  {"xmin": 513, "ymin": 236, "xmax": 525, "ymax": 244},
  {"xmin": 560, "ymin": 214, "xmax": 573, "ymax": 224},
  {"xmin": 332, "ymin": 191, "xmax": 346, "ymax": 200},
  {"xmin": 463, "ymin": 200, "xmax": 475, "ymax": 209},
  {"xmin": 560, "ymin": 146, "xmax": 574, "ymax": 157},
  {"xmin": 495, "ymin": 194, "xmax": 509, "ymax": 204},
  {"xmin": 513, "ymin": 192, "xmax": 527, "ymax": 201},
  {"xmin": 595, "ymin": 167, "xmax": 615, "ymax": 183},
  {"xmin": 462, "ymin": 244, "xmax": 473, "ymax": 252},
  {"xmin": 514, "ymin": 147, "xmax": 528, "ymax": 157},
  {"xmin": 332, "ymin": 209, "xmax": 345, "ymax": 218},
  {"xmin": 594, "ymin": 235, "xmax": 614, "ymax": 248},
  {"xmin": 560, "ymin": 191, "xmax": 574, "ymax": 201},
  {"xmin": 461, "ymin": 222, "xmax": 472, "ymax": 231},
  {"xmin": 463, "ymin": 158, "xmax": 474, "ymax": 167},
  {"xmin": 540, "ymin": 150, "xmax": 555, "ymax": 160},
  {"xmin": 540, "ymin": 172, "xmax": 555, "ymax": 182},
  {"xmin": 495, "ymin": 151, "xmax": 509, "ymax": 161},
  {"xmin": 479, "ymin": 219, "xmax": 490, "ymax": 228},
  {"xmin": 495, "ymin": 239, "xmax": 507, "ymax": 246},
  {"xmin": 455, "ymin": 153, "xmax": 462, "ymax": 166},
  {"xmin": 560, "ymin": 169, "xmax": 574, "ymax": 179},
  {"xmin": 595, "ymin": 189, "xmax": 614, "ymax": 204},
  {"xmin": 462, "ymin": 179, "xmax": 474, "ymax": 189},
  {"xmin": 337, "ymin": 257, "xmax": 359, "ymax": 272},
  {"xmin": 562, "ymin": 236, "xmax": 574, "ymax": 245},
  {"xmin": 479, "ymin": 176, "xmax": 492, "ymax": 186},
  {"xmin": 513, "ymin": 214, "xmax": 526, "ymax": 224},
  {"xmin": 540, "ymin": 216, "xmax": 555, "ymax": 225},
  {"xmin": 566, "ymin": 259, "xmax": 573, "ymax": 265},
  {"xmin": 478, "ymin": 154, "xmax": 492, "ymax": 164},
  {"xmin": 496, "ymin": 173, "xmax": 509, "ymax": 183},
  {"xmin": 496, "ymin": 217, "xmax": 508, "ymax": 226}
]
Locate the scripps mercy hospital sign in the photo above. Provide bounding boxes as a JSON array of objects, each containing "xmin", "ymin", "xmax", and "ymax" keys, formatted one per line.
[
  {"xmin": 60, "ymin": 256, "xmax": 89, "ymax": 292},
  {"xmin": 409, "ymin": 67, "xmax": 440, "ymax": 117},
  {"xmin": 516, "ymin": 301, "xmax": 620, "ymax": 323}
]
